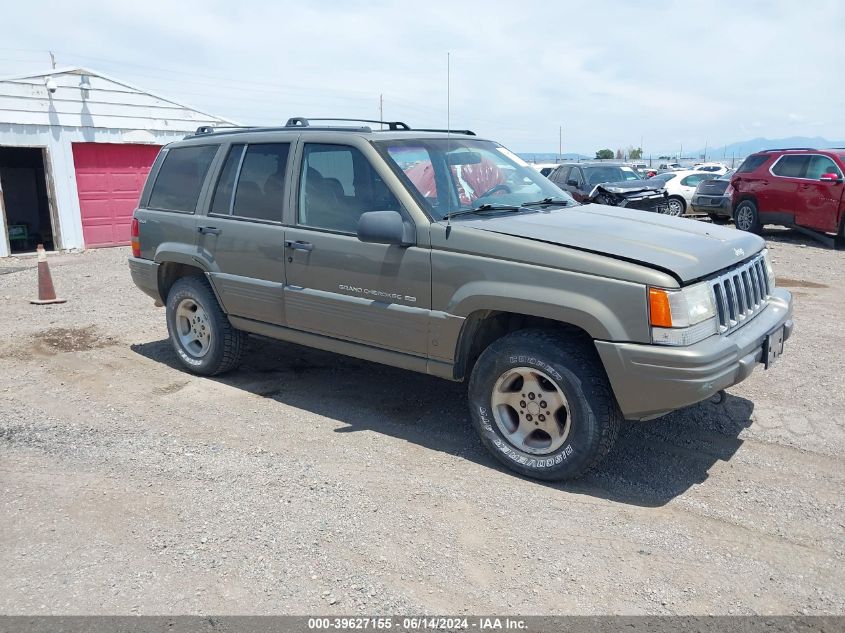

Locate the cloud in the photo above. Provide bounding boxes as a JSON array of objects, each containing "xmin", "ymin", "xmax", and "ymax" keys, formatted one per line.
[{"xmin": 2, "ymin": 0, "xmax": 844, "ymax": 153}]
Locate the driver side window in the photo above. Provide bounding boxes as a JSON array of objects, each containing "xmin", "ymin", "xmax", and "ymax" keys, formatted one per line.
[
  {"xmin": 569, "ymin": 167, "xmax": 584, "ymax": 187},
  {"xmin": 298, "ymin": 144, "xmax": 401, "ymax": 233}
]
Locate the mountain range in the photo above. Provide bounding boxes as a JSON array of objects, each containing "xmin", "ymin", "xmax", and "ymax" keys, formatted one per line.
[
  {"xmin": 521, "ymin": 137, "xmax": 845, "ymax": 163},
  {"xmin": 688, "ymin": 137, "xmax": 845, "ymax": 160}
]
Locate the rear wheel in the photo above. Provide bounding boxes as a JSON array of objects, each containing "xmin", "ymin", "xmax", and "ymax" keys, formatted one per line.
[
  {"xmin": 468, "ymin": 329, "xmax": 621, "ymax": 481},
  {"xmin": 166, "ymin": 276, "xmax": 246, "ymax": 375},
  {"xmin": 734, "ymin": 199, "xmax": 762, "ymax": 234},
  {"xmin": 666, "ymin": 196, "xmax": 685, "ymax": 216}
]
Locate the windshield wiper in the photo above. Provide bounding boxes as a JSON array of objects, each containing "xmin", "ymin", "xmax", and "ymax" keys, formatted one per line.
[
  {"xmin": 520, "ymin": 198, "xmax": 573, "ymax": 208},
  {"xmin": 443, "ymin": 204, "xmax": 523, "ymax": 221}
]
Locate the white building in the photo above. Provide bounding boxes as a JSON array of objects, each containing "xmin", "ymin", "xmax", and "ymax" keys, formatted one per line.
[{"xmin": 0, "ymin": 67, "xmax": 233, "ymax": 257}]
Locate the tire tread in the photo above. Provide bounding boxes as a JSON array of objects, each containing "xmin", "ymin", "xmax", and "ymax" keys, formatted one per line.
[
  {"xmin": 167, "ymin": 275, "xmax": 246, "ymax": 376},
  {"xmin": 469, "ymin": 328, "xmax": 622, "ymax": 480}
]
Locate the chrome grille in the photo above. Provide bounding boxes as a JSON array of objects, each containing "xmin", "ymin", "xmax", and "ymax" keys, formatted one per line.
[{"xmin": 709, "ymin": 253, "xmax": 770, "ymax": 334}]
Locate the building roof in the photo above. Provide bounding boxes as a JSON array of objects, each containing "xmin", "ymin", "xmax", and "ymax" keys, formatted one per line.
[{"xmin": 0, "ymin": 66, "xmax": 236, "ymax": 132}]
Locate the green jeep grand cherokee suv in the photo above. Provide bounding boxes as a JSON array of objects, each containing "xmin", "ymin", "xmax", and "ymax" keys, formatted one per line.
[{"xmin": 128, "ymin": 117, "xmax": 794, "ymax": 481}]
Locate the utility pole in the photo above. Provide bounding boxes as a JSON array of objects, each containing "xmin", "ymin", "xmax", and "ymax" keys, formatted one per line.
[
  {"xmin": 704, "ymin": 140, "xmax": 708, "ymax": 162},
  {"xmin": 559, "ymin": 126, "xmax": 562, "ymax": 162},
  {"xmin": 379, "ymin": 94, "xmax": 383, "ymax": 129},
  {"xmin": 49, "ymin": 51, "xmax": 56, "ymax": 69}
]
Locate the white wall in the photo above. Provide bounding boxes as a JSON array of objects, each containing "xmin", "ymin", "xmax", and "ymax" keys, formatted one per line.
[
  {"xmin": 0, "ymin": 125, "xmax": 191, "ymax": 253},
  {"xmin": 0, "ymin": 69, "xmax": 232, "ymax": 255}
]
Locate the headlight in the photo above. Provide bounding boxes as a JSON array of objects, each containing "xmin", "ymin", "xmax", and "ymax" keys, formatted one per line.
[
  {"xmin": 762, "ymin": 249, "xmax": 776, "ymax": 289},
  {"xmin": 649, "ymin": 282, "xmax": 719, "ymax": 346}
]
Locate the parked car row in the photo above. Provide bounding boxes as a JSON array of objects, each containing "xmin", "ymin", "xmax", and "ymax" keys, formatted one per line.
[
  {"xmin": 532, "ymin": 149, "xmax": 844, "ymax": 243},
  {"xmin": 546, "ymin": 163, "xmax": 669, "ymax": 213}
]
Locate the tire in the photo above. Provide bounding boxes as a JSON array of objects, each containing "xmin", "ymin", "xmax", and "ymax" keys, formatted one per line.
[
  {"xmin": 708, "ymin": 213, "xmax": 729, "ymax": 225},
  {"xmin": 666, "ymin": 196, "xmax": 685, "ymax": 216},
  {"xmin": 165, "ymin": 275, "xmax": 246, "ymax": 376},
  {"xmin": 734, "ymin": 199, "xmax": 762, "ymax": 234},
  {"xmin": 468, "ymin": 329, "xmax": 622, "ymax": 481}
]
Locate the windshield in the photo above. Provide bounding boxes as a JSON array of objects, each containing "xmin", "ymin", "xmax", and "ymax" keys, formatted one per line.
[
  {"xmin": 375, "ymin": 138, "xmax": 575, "ymax": 219},
  {"xmin": 583, "ymin": 166, "xmax": 641, "ymax": 186}
]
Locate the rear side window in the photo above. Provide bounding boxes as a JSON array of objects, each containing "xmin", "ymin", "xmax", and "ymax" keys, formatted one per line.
[
  {"xmin": 772, "ymin": 155, "xmax": 810, "ymax": 178},
  {"xmin": 549, "ymin": 166, "xmax": 569, "ymax": 184},
  {"xmin": 210, "ymin": 144, "xmax": 245, "ymax": 215},
  {"xmin": 736, "ymin": 154, "xmax": 770, "ymax": 174},
  {"xmin": 209, "ymin": 143, "xmax": 290, "ymax": 222},
  {"xmin": 148, "ymin": 145, "xmax": 218, "ymax": 213},
  {"xmin": 681, "ymin": 174, "xmax": 708, "ymax": 187}
]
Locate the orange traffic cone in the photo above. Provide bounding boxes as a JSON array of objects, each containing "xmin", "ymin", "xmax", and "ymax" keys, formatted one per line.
[{"xmin": 30, "ymin": 244, "xmax": 66, "ymax": 305}]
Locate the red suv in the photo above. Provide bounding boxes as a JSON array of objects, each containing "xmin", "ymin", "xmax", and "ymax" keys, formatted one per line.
[{"xmin": 728, "ymin": 148, "xmax": 845, "ymax": 240}]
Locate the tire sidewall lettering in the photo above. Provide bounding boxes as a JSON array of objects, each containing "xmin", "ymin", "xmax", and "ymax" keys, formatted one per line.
[
  {"xmin": 508, "ymin": 355, "xmax": 562, "ymax": 381},
  {"xmin": 486, "ymin": 418, "xmax": 574, "ymax": 469}
]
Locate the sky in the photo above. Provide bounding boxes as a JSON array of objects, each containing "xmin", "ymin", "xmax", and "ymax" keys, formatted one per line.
[{"xmin": 2, "ymin": 0, "xmax": 844, "ymax": 156}]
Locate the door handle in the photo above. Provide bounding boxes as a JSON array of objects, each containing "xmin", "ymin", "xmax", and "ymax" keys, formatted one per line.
[
  {"xmin": 285, "ymin": 240, "xmax": 314, "ymax": 252},
  {"xmin": 197, "ymin": 226, "xmax": 222, "ymax": 235}
]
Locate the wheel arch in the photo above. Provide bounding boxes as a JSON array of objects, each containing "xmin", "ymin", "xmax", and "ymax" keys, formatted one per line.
[
  {"xmin": 452, "ymin": 310, "xmax": 595, "ymax": 381},
  {"xmin": 733, "ymin": 193, "xmax": 757, "ymax": 213},
  {"xmin": 158, "ymin": 261, "xmax": 208, "ymax": 303}
]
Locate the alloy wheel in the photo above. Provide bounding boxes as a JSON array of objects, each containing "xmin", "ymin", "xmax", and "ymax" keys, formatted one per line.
[
  {"xmin": 736, "ymin": 205, "xmax": 754, "ymax": 231},
  {"xmin": 491, "ymin": 367, "xmax": 571, "ymax": 455},
  {"xmin": 175, "ymin": 298, "xmax": 212, "ymax": 358}
]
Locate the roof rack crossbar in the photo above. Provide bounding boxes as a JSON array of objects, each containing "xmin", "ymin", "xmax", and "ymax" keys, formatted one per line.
[
  {"xmin": 414, "ymin": 128, "xmax": 476, "ymax": 136},
  {"xmin": 285, "ymin": 117, "xmax": 411, "ymax": 131},
  {"xmin": 193, "ymin": 125, "xmax": 253, "ymax": 135}
]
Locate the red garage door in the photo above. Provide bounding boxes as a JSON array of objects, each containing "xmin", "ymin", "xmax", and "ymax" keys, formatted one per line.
[{"xmin": 73, "ymin": 143, "xmax": 161, "ymax": 248}]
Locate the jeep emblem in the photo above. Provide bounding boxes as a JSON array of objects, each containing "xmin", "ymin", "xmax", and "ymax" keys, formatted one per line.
[{"xmin": 734, "ymin": 248, "xmax": 745, "ymax": 257}]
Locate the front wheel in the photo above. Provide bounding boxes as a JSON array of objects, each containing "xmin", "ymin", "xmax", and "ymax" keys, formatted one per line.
[
  {"xmin": 468, "ymin": 329, "xmax": 621, "ymax": 481},
  {"xmin": 165, "ymin": 276, "xmax": 246, "ymax": 376}
]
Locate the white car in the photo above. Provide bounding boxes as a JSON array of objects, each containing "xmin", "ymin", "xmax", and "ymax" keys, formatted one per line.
[
  {"xmin": 648, "ymin": 170, "xmax": 713, "ymax": 216},
  {"xmin": 693, "ymin": 162, "xmax": 730, "ymax": 175}
]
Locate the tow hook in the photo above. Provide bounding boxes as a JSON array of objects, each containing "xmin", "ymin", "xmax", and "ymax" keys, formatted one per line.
[{"xmin": 711, "ymin": 389, "xmax": 727, "ymax": 405}]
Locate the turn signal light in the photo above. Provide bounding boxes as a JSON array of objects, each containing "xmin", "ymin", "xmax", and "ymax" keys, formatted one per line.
[
  {"xmin": 130, "ymin": 217, "xmax": 140, "ymax": 258},
  {"xmin": 648, "ymin": 288, "xmax": 673, "ymax": 327}
]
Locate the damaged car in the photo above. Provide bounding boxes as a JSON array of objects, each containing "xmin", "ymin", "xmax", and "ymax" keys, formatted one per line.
[{"xmin": 548, "ymin": 162, "xmax": 669, "ymax": 213}]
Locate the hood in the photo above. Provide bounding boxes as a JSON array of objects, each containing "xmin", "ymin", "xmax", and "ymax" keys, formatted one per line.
[
  {"xmin": 591, "ymin": 179, "xmax": 664, "ymax": 195},
  {"xmin": 458, "ymin": 204, "xmax": 764, "ymax": 283}
]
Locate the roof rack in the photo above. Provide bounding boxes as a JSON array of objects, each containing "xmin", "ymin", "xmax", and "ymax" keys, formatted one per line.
[
  {"xmin": 190, "ymin": 117, "xmax": 477, "ymax": 138},
  {"xmin": 285, "ymin": 116, "xmax": 411, "ymax": 131},
  {"xmin": 760, "ymin": 147, "xmax": 817, "ymax": 152}
]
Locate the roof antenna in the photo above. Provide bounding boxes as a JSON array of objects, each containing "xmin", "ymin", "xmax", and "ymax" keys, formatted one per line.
[{"xmin": 446, "ymin": 51, "xmax": 453, "ymax": 239}]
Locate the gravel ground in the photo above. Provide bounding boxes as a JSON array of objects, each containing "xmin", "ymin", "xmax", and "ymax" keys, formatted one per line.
[{"xmin": 0, "ymin": 228, "xmax": 843, "ymax": 615}]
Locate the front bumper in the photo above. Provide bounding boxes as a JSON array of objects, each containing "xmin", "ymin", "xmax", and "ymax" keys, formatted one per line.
[
  {"xmin": 691, "ymin": 194, "xmax": 731, "ymax": 217},
  {"xmin": 596, "ymin": 288, "xmax": 793, "ymax": 420},
  {"xmin": 623, "ymin": 196, "xmax": 669, "ymax": 214},
  {"xmin": 128, "ymin": 256, "xmax": 162, "ymax": 303}
]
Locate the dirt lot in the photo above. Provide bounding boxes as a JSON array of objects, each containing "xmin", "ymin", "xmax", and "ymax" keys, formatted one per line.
[{"xmin": 1, "ymin": 230, "xmax": 843, "ymax": 615}]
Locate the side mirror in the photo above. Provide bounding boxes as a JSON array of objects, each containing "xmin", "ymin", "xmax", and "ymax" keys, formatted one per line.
[
  {"xmin": 566, "ymin": 179, "xmax": 579, "ymax": 187},
  {"xmin": 357, "ymin": 210, "xmax": 415, "ymax": 247},
  {"xmin": 820, "ymin": 173, "xmax": 843, "ymax": 183}
]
